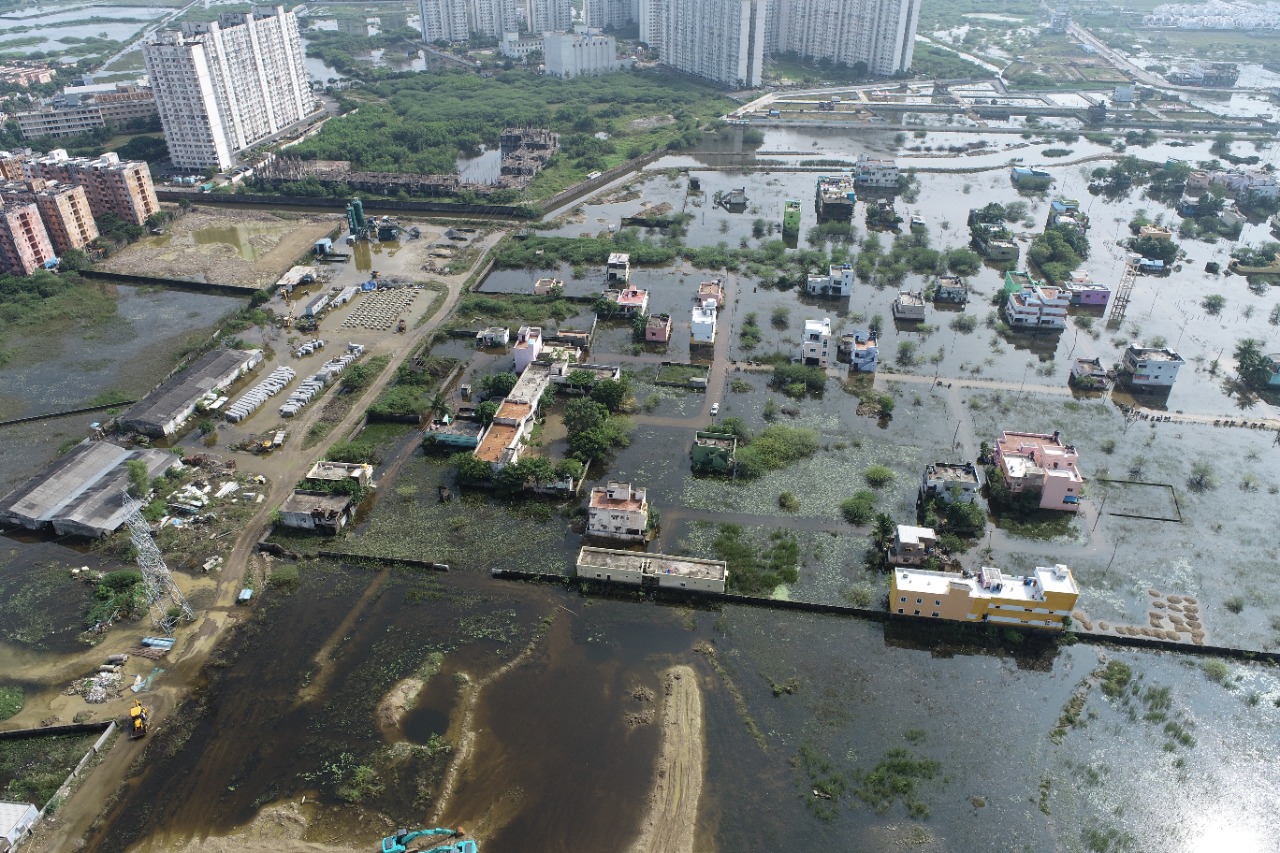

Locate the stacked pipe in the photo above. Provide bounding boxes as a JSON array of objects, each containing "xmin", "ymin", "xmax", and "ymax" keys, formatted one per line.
[{"xmin": 224, "ymin": 366, "xmax": 297, "ymax": 423}]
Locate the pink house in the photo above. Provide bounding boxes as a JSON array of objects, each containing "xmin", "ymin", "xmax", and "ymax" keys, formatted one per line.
[
  {"xmin": 993, "ymin": 430, "xmax": 1083, "ymax": 512},
  {"xmin": 512, "ymin": 325, "xmax": 543, "ymax": 374},
  {"xmin": 603, "ymin": 287, "xmax": 649, "ymax": 316},
  {"xmin": 645, "ymin": 313, "xmax": 672, "ymax": 343}
]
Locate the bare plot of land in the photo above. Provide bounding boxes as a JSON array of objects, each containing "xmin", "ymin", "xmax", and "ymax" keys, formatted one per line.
[{"xmin": 99, "ymin": 207, "xmax": 339, "ymax": 288}]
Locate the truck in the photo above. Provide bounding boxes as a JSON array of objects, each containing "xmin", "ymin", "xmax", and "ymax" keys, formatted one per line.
[{"xmin": 768, "ymin": 109, "xmax": 781, "ymax": 118}]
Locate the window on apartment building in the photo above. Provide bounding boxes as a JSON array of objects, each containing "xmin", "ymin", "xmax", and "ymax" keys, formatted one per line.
[
  {"xmin": 916, "ymin": 598, "xmax": 922, "ymax": 604},
  {"xmin": 913, "ymin": 610, "xmax": 920, "ymax": 616},
  {"xmin": 897, "ymin": 608, "xmax": 904, "ymax": 614},
  {"xmin": 899, "ymin": 597, "xmax": 906, "ymax": 603},
  {"xmin": 935, "ymin": 600, "xmax": 941, "ymax": 606},
  {"xmin": 932, "ymin": 612, "xmax": 939, "ymax": 617}
]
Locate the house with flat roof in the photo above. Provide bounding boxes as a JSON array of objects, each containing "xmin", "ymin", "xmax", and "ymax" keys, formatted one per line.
[
  {"xmin": 602, "ymin": 287, "xmax": 649, "ymax": 316},
  {"xmin": 891, "ymin": 563, "xmax": 1079, "ymax": 629},
  {"xmin": 889, "ymin": 525, "xmax": 938, "ymax": 567},
  {"xmin": 691, "ymin": 304, "xmax": 716, "ymax": 344},
  {"xmin": 1006, "ymin": 284, "xmax": 1068, "ymax": 330},
  {"xmin": 121, "ymin": 347, "xmax": 262, "ymax": 436},
  {"xmin": 920, "ymin": 462, "xmax": 980, "ymax": 505},
  {"xmin": 806, "ymin": 263, "xmax": 854, "ymax": 298},
  {"xmin": 645, "ymin": 313, "xmax": 672, "ymax": 343},
  {"xmin": 476, "ymin": 326, "xmax": 510, "ymax": 348},
  {"xmin": 1070, "ymin": 356, "xmax": 1109, "ymax": 389},
  {"xmin": 532, "ymin": 276, "xmax": 562, "ymax": 295},
  {"xmin": 691, "ymin": 431, "xmax": 736, "ymax": 474},
  {"xmin": 892, "ymin": 291, "xmax": 926, "ymax": 322},
  {"xmin": 993, "ymin": 430, "xmax": 1083, "ymax": 512},
  {"xmin": 848, "ymin": 329, "xmax": 878, "ymax": 373},
  {"xmin": 798, "ymin": 317, "xmax": 832, "ymax": 367},
  {"xmin": 587, "ymin": 481, "xmax": 650, "ymax": 542},
  {"xmin": 512, "ymin": 325, "xmax": 543, "ymax": 373},
  {"xmin": 606, "ymin": 252, "xmax": 630, "ymax": 283},
  {"xmin": 305, "ymin": 460, "xmax": 373, "ymax": 487},
  {"xmin": 695, "ymin": 280, "xmax": 724, "ymax": 308},
  {"xmin": 1122, "ymin": 345, "xmax": 1185, "ymax": 388},
  {"xmin": 934, "ymin": 275, "xmax": 967, "ymax": 304},
  {"xmin": 278, "ymin": 490, "xmax": 353, "ymax": 534},
  {"xmin": 576, "ymin": 546, "xmax": 727, "ymax": 593},
  {"xmin": 423, "ymin": 411, "xmax": 484, "ymax": 449}
]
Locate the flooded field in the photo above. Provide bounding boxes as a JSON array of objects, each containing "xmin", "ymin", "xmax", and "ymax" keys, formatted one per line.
[{"xmin": 0, "ymin": 283, "xmax": 242, "ymax": 490}]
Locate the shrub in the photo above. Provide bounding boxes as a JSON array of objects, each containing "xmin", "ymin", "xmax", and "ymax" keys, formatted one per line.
[
  {"xmin": 734, "ymin": 425, "xmax": 819, "ymax": 479},
  {"xmin": 778, "ymin": 492, "xmax": 800, "ymax": 511},
  {"xmin": 841, "ymin": 490, "xmax": 877, "ymax": 525},
  {"xmin": 863, "ymin": 464, "xmax": 895, "ymax": 488}
]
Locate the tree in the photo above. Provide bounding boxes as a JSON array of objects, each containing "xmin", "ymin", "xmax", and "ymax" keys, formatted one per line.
[
  {"xmin": 554, "ymin": 458, "xmax": 585, "ymax": 482},
  {"xmin": 568, "ymin": 425, "xmax": 615, "ymax": 462},
  {"xmin": 944, "ymin": 247, "xmax": 981, "ymax": 276},
  {"xmin": 1187, "ymin": 460, "xmax": 1217, "ymax": 493},
  {"xmin": 479, "ymin": 372, "xmax": 518, "ymax": 399},
  {"xmin": 872, "ymin": 513, "xmax": 895, "ymax": 550},
  {"xmin": 840, "ymin": 491, "xmax": 877, "ymax": 525},
  {"xmin": 425, "ymin": 392, "xmax": 450, "ymax": 422},
  {"xmin": 1234, "ymin": 337, "xmax": 1273, "ymax": 389},
  {"xmin": 475, "ymin": 400, "xmax": 499, "ymax": 425},
  {"xmin": 946, "ymin": 500, "xmax": 986, "ymax": 533},
  {"xmin": 565, "ymin": 369, "xmax": 596, "ymax": 394},
  {"xmin": 125, "ymin": 459, "xmax": 148, "ymax": 498},
  {"xmin": 452, "ymin": 452, "xmax": 492, "ymax": 486},
  {"xmin": 589, "ymin": 378, "xmax": 629, "ymax": 411},
  {"xmin": 58, "ymin": 248, "xmax": 89, "ymax": 271},
  {"xmin": 563, "ymin": 398, "xmax": 608, "ymax": 436}
]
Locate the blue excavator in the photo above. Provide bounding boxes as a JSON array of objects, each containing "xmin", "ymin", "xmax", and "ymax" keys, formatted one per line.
[{"xmin": 379, "ymin": 827, "xmax": 476, "ymax": 853}]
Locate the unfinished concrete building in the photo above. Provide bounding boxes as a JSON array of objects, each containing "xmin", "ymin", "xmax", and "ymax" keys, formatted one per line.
[{"xmin": 25, "ymin": 150, "xmax": 159, "ymax": 225}]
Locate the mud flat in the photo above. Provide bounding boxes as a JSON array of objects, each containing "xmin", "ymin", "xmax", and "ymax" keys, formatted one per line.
[
  {"xmin": 144, "ymin": 800, "xmax": 357, "ymax": 853},
  {"xmin": 628, "ymin": 665, "xmax": 704, "ymax": 853}
]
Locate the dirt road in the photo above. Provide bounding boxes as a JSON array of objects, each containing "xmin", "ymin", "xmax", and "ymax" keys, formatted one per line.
[
  {"xmin": 27, "ymin": 230, "xmax": 505, "ymax": 853},
  {"xmin": 627, "ymin": 665, "xmax": 704, "ymax": 853}
]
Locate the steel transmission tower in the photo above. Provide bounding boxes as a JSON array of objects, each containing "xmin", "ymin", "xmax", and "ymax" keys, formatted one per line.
[{"xmin": 122, "ymin": 493, "xmax": 194, "ymax": 634}]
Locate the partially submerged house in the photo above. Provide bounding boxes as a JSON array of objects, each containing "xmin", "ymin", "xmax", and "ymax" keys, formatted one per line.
[
  {"xmin": 993, "ymin": 430, "xmax": 1083, "ymax": 512},
  {"xmin": 278, "ymin": 491, "xmax": 354, "ymax": 534}
]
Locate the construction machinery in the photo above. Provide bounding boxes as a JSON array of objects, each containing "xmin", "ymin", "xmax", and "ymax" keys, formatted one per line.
[
  {"xmin": 379, "ymin": 828, "xmax": 475, "ymax": 853},
  {"xmin": 128, "ymin": 699, "xmax": 149, "ymax": 740}
]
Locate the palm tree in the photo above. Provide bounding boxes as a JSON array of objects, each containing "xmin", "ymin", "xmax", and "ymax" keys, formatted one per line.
[
  {"xmin": 873, "ymin": 513, "xmax": 896, "ymax": 551},
  {"xmin": 425, "ymin": 392, "xmax": 450, "ymax": 423},
  {"xmin": 1234, "ymin": 338, "xmax": 1273, "ymax": 390}
]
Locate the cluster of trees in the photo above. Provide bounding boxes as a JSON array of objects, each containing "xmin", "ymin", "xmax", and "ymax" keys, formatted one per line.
[
  {"xmin": 453, "ymin": 453, "xmax": 584, "ymax": 493},
  {"xmin": 1234, "ymin": 338, "xmax": 1276, "ymax": 393},
  {"xmin": 86, "ymin": 569, "xmax": 145, "ymax": 628},
  {"xmin": 771, "ymin": 363, "xmax": 826, "ymax": 398},
  {"xmin": 289, "ymin": 69, "xmax": 731, "ymax": 180},
  {"xmin": 303, "ymin": 26, "xmax": 423, "ymax": 79},
  {"xmin": 563, "ymin": 387, "xmax": 631, "ymax": 463},
  {"xmin": 1231, "ymin": 241, "xmax": 1280, "ymax": 268},
  {"xmin": 1028, "ymin": 222, "xmax": 1089, "ymax": 284}
]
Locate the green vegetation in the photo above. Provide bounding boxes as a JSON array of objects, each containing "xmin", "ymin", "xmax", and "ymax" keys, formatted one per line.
[
  {"xmin": 563, "ymin": 397, "xmax": 632, "ymax": 463},
  {"xmin": 341, "ymin": 355, "xmax": 391, "ymax": 392},
  {"xmin": 840, "ymin": 491, "xmax": 877, "ymax": 525},
  {"xmin": 654, "ymin": 363, "xmax": 709, "ymax": 385},
  {"xmin": 285, "ymin": 69, "xmax": 732, "ymax": 199},
  {"xmin": 1028, "ymin": 223, "xmax": 1089, "ymax": 285},
  {"xmin": 0, "ymin": 686, "xmax": 22, "ymax": 721},
  {"xmin": 797, "ymin": 742, "xmax": 848, "ymax": 820},
  {"xmin": 0, "ymin": 272, "xmax": 117, "ymax": 365},
  {"xmin": 1233, "ymin": 338, "xmax": 1274, "ymax": 392},
  {"xmin": 1100, "ymin": 660, "xmax": 1133, "ymax": 698},
  {"xmin": 457, "ymin": 292, "xmax": 584, "ymax": 324},
  {"xmin": 777, "ymin": 491, "xmax": 800, "ymax": 512},
  {"xmin": 863, "ymin": 464, "xmax": 895, "ymax": 489},
  {"xmin": 714, "ymin": 524, "xmax": 800, "ymax": 595},
  {"xmin": 733, "ymin": 424, "xmax": 819, "ymax": 480},
  {"xmin": 125, "ymin": 459, "xmax": 149, "ymax": 498},
  {"xmin": 771, "ymin": 363, "xmax": 826, "ymax": 398},
  {"xmin": 852, "ymin": 746, "xmax": 941, "ymax": 819},
  {"xmin": 325, "ymin": 439, "xmax": 383, "ymax": 466},
  {"xmin": 0, "ymin": 732, "xmax": 100, "ymax": 806},
  {"xmin": 85, "ymin": 570, "xmax": 144, "ymax": 629}
]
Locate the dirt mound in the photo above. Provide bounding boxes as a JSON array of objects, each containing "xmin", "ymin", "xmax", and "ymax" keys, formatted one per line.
[
  {"xmin": 147, "ymin": 801, "xmax": 359, "ymax": 853},
  {"xmin": 627, "ymin": 665, "xmax": 704, "ymax": 853}
]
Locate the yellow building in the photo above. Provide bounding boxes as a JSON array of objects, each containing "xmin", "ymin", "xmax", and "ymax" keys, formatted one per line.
[{"xmin": 891, "ymin": 564, "xmax": 1078, "ymax": 630}]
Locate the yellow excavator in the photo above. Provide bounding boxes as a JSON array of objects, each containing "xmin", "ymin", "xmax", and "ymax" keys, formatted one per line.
[{"xmin": 128, "ymin": 699, "xmax": 149, "ymax": 740}]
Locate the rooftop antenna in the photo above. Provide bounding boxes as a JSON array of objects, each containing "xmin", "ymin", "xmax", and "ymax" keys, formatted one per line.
[{"xmin": 122, "ymin": 492, "xmax": 194, "ymax": 634}]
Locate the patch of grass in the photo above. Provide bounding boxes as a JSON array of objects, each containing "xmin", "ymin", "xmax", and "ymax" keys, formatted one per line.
[
  {"xmin": 863, "ymin": 464, "xmax": 895, "ymax": 489},
  {"xmin": 1201, "ymin": 659, "xmax": 1232, "ymax": 685},
  {"xmin": 0, "ymin": 686, "xmax": 22, "ymax": 721},
  {"xmin": 852, "ymin": 747, "xmax": 941, "ymax": 818},
  {"xmin": 797, "ymin": 743, "xmax": 846, "ymax": 820},
  {"xmin": 1099, "ymin": 660, "xmax": 1132, "ymax": 698},
  {"xmin": 714, "ymin": 524, "xmax": 800, "ymax": 595},
  {"xmin": 0, "ymin": 732, "xmax": 99, "ymax": 806}
]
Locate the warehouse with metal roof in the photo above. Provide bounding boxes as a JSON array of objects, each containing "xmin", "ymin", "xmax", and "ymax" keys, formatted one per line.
[
  {"xmin": 0, "ymin": 441, "xmax": 180, "ymax": 537},
  {"xmin": 121, "ymin": 348, "xmax": 262, "ymax": 436}
]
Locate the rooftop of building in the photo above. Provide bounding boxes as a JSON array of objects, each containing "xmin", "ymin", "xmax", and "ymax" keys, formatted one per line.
[
  {"xmin": 589, "ymin": 482, "xmax": 646, "ymax": 513},
  {"xmin": 925, "ymin": 462, "xmax": 978, "ymax": 483},
  {"xmin": 122, "ymin": 348, "xmax": 259, "ymax": 430},
  {"xmin": 803, "ymin": 317, "xmax": 832, "ymax": 332},
  {"xmin": 513, "ymin": 327, "xmax": 542, "ymax": 349},
  {"xmin": 895, "ymin": 564, "xmax": 1078, "ymax": 601},
  {"xmin": 694, "ymin": 431, "xmax": 736, "ymax": 450},
  {"xmin": 577, "ymin": 546, "xmax": 726, "ymax": 581},
  {"xmin": 607, "ymin": 252, "xmax": 629, "ymax": 265},
  {"xmin": 305, "ymin": 461, "xmax": 372, "ymax": 481},
  {"xmin": 0, "ymin": 441, "xmax": 127, "ymax": 522},
  {"xmin": 1125, "ymin": 345, "xmax": 1184, "ymax": 362},
  {"xmin": 474, "ymin": 422, "xmax": 519, "ymax": 464},
  {"xmin": 1074, "ymin": 356, "xmax": 1106, "ymax": 372},
  {"xmin": 895, "ymin": 525, "xmax": 936, "ymax": 546},
  {"xmin": 646, "ymin": 313, "xmax": 671, "ymax": 328},
  {"xmin": 692, "ymin": 304, "xmax": 717, "ymax": 321},
  {"xmin": 426, "ymin": 413, "xmax": 484, "ymax": 437},
  {"xmin": 895, "ymin": 291, "xmax": 926, "ymax": 307},
  {"xmin": 610, "ymin": 288, "xmax": 648, "ymax": 306},
  {"xmin": 280, "ymin": 490, "xmax": 352, "ymax": 517}
]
